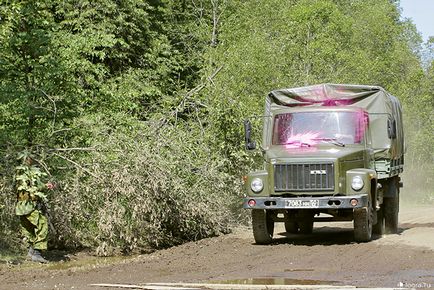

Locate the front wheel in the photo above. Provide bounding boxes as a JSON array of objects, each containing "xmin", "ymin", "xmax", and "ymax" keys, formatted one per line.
[
  {"xmin": 354, "ymin": 198, "xmax": 373, "ymax": 242},
  {"xmin": 252, "ymin": 209, "xmax": 274, "ymax": 245}
]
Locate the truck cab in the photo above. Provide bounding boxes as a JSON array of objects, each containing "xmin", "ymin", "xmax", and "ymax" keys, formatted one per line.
[{"xmin": 243, "ymin": 84, "xmax": 403, "ymax": 244}]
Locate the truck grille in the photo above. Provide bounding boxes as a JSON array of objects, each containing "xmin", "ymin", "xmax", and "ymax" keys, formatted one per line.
[{"xmin": 274, "ymin": 163, "xmax": 334, "ymax": 192}]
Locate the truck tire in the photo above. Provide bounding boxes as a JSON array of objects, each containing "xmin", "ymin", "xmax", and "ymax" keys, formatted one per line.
[
  {"xmin": 353, "ymin": 198, "xmax": 373, "ymax": 242},
  {"xmin": 252, "ymin": 209, "xmax": 274, "ymax": 245},
  {"xmin": 384, "ymin": 196, "xmax": 399, "ymax": 234},
  {"xmin": 384, "ymin": 178, "xmax": 399, "ymax": 234},
  {"xmin": 373, "ymin": 207, "xmax": 385, "ymax": 235},
  {"xmin": 298, "ymin": 211, "xmax": 314, "ymax": 234},
  {"xmin": 299, "ymin": 220, "xmax": 314, "ymax": 234},
  {"xmin": 285, "ymin": 221, "xmax": 299, "ymax": 234},
  {"xmin": 284, "ymin": 211, "xmax": 299, "ymax": 234}
]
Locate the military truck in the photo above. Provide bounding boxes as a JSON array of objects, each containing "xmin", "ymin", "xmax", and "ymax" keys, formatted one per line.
[{"xmin": 243, "ymin": 84, "xmax": 404, "ymax": 244}]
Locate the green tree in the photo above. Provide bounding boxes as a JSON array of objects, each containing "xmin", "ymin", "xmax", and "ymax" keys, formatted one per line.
[
  {"xmin": 1, "ymin": 0, "xmax": 432, "ymax": 255},
  {"xmin": 1, "ymin": 0, "xmax": 235, "ymax": 254}
]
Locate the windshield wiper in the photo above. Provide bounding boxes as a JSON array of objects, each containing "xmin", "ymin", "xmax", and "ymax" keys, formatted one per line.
[
  {"xmin": 313, "ymin": 138, "xmax": 345, "ymax": 147},
  {"xmin": 285, "ymin": 141, "xmax": 311, "ymax": 147}
]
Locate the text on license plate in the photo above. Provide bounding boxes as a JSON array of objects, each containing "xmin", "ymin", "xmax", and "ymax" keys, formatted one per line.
[{"xmin": 285, "ymin": 199, "xmax": 320, "ymax": 208}]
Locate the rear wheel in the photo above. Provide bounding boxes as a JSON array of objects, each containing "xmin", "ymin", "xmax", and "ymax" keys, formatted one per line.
[
  {"xmin": 384, "ymin": 196, "xmax": 399, "ymax": 234},
  {"xmin": 373, "ymin": 206, "xmax": 385, "ymax": 235},
  {"xmin": 252, "ymin": 209, "xmax": 274, "ymax": 244},
  {"xmin": 298, "ymin": 211, "xmax": 314, "ymax": 234},
  {"xmin": 384, "ymin": 178, "xmax": 399, "ymax": 234},
  {"xmin": 284, "ymin": 211, "xmax": 299, "ymax": 234},
  {"xmin": 354, "ymin": 197, "xmax": 373, "ymax": 242},
  {"xmin": 299, "ymin": 220, "xmax": 314, "ymax": 234}
]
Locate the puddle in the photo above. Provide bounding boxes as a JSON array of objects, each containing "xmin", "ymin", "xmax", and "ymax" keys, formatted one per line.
[
  {"xmin": 212, "ymin": 278, "xmax": 337, "ymax": 285},
  {"xmin": 46, "ymin": 255, "xmax": 134, "ymax": 271},
  {"xmin": 284, "ymin": 268, "xmax": 315, "ymax": 272}
]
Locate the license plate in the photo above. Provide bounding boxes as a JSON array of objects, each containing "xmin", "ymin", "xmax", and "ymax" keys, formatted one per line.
[{"xmin": 285, "ymin": 199, "xmax": 320, "ymax": 208}]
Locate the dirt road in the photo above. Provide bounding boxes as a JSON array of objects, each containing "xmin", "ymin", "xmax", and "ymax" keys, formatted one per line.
[{"xmin": 1, "ymin": 205, "xmax": 434, "ymax": 290}]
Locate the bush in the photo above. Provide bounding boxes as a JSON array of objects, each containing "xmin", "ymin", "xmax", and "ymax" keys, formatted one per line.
[
  {"xmin": 45, "ymin": 114, "xmax": 238, "ymax": 255},
  {"xmin": 0, "ymin": 149, "xmax": 22, "ymax": 253}
]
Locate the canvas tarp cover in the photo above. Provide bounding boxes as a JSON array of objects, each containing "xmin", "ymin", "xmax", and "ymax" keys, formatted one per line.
[{"xmin": 265, "ymin": 84, "xmax": 404, "ymax": 159}]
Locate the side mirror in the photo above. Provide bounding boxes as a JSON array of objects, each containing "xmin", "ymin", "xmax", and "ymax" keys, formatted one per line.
[
  {"xmin": 387, "ymin": 118, "xmax": 397, "ymax": 139},
  {"xmin": 244, "ymin": 120, "xmax": 256, "ymax": 150}
]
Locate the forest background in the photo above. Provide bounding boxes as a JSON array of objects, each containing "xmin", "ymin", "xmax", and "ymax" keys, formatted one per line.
[{"xmin": 0, "ymin": 0, "xmax": 433, "ymax": 256}]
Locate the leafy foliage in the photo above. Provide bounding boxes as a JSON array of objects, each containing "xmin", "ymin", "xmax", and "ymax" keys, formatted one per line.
[
  {"xmin": 203, "ymin": 0, "xmax": 432, "ymax": 188},
  {"xmin": 48, "ymin": 114, "xmax": 235, "ymax": 254},
  {"xmin": 1, "ymin": 0, "xmax": 433, "ymax": 254}
]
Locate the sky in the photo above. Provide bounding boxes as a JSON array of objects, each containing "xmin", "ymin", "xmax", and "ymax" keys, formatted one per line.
[{"xmin": 399, "ymin": 0, "xmax": 434, "ymax": 42}]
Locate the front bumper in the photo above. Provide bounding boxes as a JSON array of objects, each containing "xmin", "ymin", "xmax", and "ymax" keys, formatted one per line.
[{"xmin": 243, "ymin": 194, "xmax": 368, "ymax": 210}]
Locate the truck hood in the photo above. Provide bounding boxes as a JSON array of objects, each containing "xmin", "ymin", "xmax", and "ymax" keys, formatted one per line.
[{"xmin": 265, "ymin": 145, "xmax": 365, "ymax": 163}]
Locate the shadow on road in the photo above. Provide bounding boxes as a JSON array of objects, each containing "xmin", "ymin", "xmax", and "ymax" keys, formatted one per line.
[
  {"xmin": 270, "ymin": 225, "xmax": 383, "ymax": 246},
  {"xmin": 399, "ymin": 222, "xmax": 434, "ymax": 229},
  {"xmin": 268, "ymin": 221, "xmax": 434, "ymax": 246}
]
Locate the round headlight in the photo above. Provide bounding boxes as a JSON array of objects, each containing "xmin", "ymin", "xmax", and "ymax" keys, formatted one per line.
[
  {"xmin": 351, "ymin": 176, "xmax": 364, "ymax": 191},
  {"xmin": 251, "ymin": 178, "xmax": 264, "ymax": 193}
]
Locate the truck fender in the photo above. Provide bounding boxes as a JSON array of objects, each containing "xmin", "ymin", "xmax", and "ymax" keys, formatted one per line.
[{"xmin": 346, "ymin": 168, "xmax": 377, "ymax": 206}]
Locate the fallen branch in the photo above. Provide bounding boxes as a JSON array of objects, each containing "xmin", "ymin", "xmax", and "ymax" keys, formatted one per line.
[
  {"xmin": 49, "ymin": 147, "xmax": 96, "ymax": 152},
  {"xmin": 52, "ymin": 152, "xmax": 100, "ymax": 180}
]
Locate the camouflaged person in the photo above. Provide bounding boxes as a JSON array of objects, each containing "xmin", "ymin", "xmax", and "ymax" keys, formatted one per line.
[{"xmin": 14, "ymin": 156, "xmax": 54, "ymax": 263}]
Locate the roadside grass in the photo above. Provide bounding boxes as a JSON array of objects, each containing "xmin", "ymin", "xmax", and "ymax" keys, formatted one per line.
[{"xmin": 0, "ymin": 248, "xmax": 25, "ymax": 266}]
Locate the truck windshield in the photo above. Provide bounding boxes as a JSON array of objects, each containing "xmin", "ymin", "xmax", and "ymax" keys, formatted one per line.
[{"xmin": 272, "ymin": 110, "xmax": 368, "ymax": 146}]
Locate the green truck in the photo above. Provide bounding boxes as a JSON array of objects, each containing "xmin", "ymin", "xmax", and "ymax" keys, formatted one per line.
[{"xmin": 243, "ymin": 84, "xmax": 404, "ymax": 244}]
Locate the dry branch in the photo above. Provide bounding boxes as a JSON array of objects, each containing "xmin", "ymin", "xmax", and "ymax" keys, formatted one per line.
[
  {"xmin": 52, "ymin": 152, "xmax": 100, "ymax": 179},
  {"xmin": 154, "ymin": 65, "xmax": 223, "ymax": 132}
]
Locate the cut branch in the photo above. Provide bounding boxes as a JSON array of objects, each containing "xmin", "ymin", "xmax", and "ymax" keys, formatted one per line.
[
  {"xmin": 49, "ymin": 147, "xmax": 96, "ymax": 152},
  {"xmin": 52, "ymin": 153, "xmax": 100, "ymax": 179}
]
